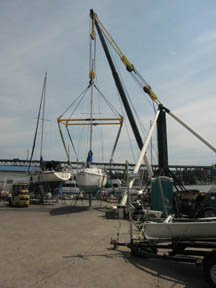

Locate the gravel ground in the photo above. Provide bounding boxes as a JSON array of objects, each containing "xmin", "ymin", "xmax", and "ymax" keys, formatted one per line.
[{"xmin": 0, "ymin": 200, "xmax": 209, "ymax": 288}]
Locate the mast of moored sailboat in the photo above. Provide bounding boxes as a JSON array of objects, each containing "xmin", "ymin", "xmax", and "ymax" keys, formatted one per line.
[{"xmin": 40, "ymin": 72, "xmax": 47, "ymax": 164}]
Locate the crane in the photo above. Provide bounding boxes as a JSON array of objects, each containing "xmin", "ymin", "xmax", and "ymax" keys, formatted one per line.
[
  {"xmin": 89, "ymin": 9, "xmax": 216, "ymax": 209},
  {"xmin": 89, "ymin": 9, "xmax": 216, "ymax": 156},
  {"xmin": 90, "ymin": 9, "xmax": 154, "ymax": 181}
]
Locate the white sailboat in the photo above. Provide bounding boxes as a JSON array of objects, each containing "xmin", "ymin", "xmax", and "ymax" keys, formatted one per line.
[
  {"xmin": 28, "ymin": 73, "xmax": 71, "ymax": 185},
  {"xmin": 29, "ymin": 162, "xmax": 71, "ymax": 185},
  {"xmin": 76, "ymin": 166, "xmax": 107, "ymax": 193},
  {"xmin": 30, "ymin": 171, "xmax": 71, "ymax": 184}
]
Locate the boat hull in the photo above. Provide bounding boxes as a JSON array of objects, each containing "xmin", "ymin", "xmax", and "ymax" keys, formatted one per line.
[
  {"xmin": 143, "ymin": 219, "xmax": 216, "ymax": 240},
  {"xmin": 76, "ymin": 167, "xmax": 107, "ymax": 193},
  {"xmin": 29, "ymin": 171, "xmax": 71, "ymax": 184}
]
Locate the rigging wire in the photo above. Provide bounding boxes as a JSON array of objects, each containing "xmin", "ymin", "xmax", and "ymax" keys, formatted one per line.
[
  {"xmin": 129, "ymin": 85, "xmax": 159, "ymax": 164},
  {"xmin": 66, "ymin": 125, "xmax": 79, "ymax": 161},
  {"xmin": 68, "ymin": 87, "xmax": 90, "ymax": 120},
  {"xmin": 114, "ymin": 63, "xmax": 150, "ymax": 142},
  {"xmin": 95, "ymin": 85, "xmax": 105, "ymax": 164},
  {"xmin": 59, "ymin": 86, "xmax": 90, "ymax": 118},
  {"xmin": 93, "ymin": 84, "xmax": 122, "ymax": 118},
  {"xmin": 94, "ymin": 125, "xmax": 105, "ymax": 163},
  {"xmin": 91, "ymin": 36, "xmax": 138, "ymax": 164},
  {"xmin": 130, "ymin": 73, "xmax": 158, "ymax": 163},
  {"xmin": 77, "ymin": 124, "xmax": 88, "ymax": 161},
  {"xmin": 59, "ymin": 19, "xmax": 124, "ymax": 165},
  {"xmin": 93, "ymin": 32, "xmax": 122, "ymax": 163},
  {"xmin": 114, "ymin": 82, "xmax": 136, "ymax": 163},
  {"xmin": 120, "ymin": 103, "xmax": 136, "ymax": 163},
  {"xmin": 92, "ymin": 14, "xmax": 160, "ymax": 166},
  {"xmin": 129, "ymin": 73, "xmax": 159, "ymax": 162},
  {"xmin": 109, "ymin": 48, "xmax": 140, "ymax": 161},
  {"xmin": 130, "ymin": 72, "xmax": 156, "ymax": 113},
  {"xmin": 107, "ymin": 43, "xmax": 160, "ymax": 167},
  {"xmin": 59, "ymin": 86, "xmax": 91, "ymax": 161}
]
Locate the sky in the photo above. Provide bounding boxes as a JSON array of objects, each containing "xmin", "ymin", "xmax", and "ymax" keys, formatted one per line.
[{"xmin": 0, "ymin": 0, "xmax": 216, "ymax": 166}]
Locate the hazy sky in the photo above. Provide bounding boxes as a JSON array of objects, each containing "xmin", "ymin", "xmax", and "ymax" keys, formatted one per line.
[{"xmin": 0, "ymin": 0, "xmax": 216, "ymax": 166}]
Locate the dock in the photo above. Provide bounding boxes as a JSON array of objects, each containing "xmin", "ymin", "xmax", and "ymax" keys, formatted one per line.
[{"xmin": 0, "ymin": 200, "xmax": 209, "ymax": 288}]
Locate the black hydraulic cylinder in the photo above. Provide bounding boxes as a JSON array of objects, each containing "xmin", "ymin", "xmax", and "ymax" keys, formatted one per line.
[
  {"xmin": 90, "ymin": 9, "xmax": 144, "ymax": 151},
  {"xmin": 157, "ymin": 108, "xmax": 169, "ymax": 174}
]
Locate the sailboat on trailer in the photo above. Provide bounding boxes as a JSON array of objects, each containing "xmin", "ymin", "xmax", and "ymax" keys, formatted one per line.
[
  {"xmin": 28, "ymin": 73, "xmax": 71, "ymax": 185},
  {"xmin": 57, "ymin": 34, "xmax": 123, "ymax": 193}
]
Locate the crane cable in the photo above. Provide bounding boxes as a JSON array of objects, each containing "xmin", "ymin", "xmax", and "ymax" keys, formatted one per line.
[
  {"xmin": 89, "ymin": 18, "xmax": 96, "ymax": 83},
  {"xmin": 90, "ymin": 28, "xmax": 106, "ymax": 163}
]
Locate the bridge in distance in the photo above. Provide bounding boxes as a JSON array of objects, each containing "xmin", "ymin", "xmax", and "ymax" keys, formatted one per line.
[{"xmin": 0, "ymin": 158, "xmax": 213, "ymax": 173}]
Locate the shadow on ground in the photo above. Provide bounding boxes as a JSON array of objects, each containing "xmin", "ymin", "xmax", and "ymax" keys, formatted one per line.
[
  {"xmin": 63, "ymin": 248, "xmax": 209, "ymax": 288},
  {"xmin": 120, "ymin": 249, "xmax": 209, "ymax": 288},
  {"xmin": 49, "ymin": 205, "xmax": 89, "ymax": 216}
]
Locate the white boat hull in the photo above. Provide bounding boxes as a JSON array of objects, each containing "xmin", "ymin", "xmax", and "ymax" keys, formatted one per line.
[
  {"xmin": 29, "ymin": 171, "xmax": 71, "ymax": 184},
  {"xmin": 143, "ymin": 218, "xmax": 216, "ymax": 240},
  {"xmin": 76, "ymin": 167, "xmax": 107, "ymax": 193}
]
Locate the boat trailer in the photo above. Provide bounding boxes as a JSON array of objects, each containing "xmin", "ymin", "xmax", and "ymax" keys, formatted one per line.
[{"xmin": 110, "ymin": 237, "xmax": 216, "ymax": 287}]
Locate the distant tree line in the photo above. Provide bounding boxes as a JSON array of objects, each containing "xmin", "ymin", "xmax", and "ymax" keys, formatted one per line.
[
  {"xmin": 109, "ymin": 168, "xmax": 213, "ymax": 185},
  {"xmin": 174, "ymin": 168, "xmax": 212, "ymax": 185}
]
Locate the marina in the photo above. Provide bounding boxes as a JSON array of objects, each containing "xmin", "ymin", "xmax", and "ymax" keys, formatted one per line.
[{"xmin": 1, "ymin": 4, "xmax": 216, "ymax": 288}]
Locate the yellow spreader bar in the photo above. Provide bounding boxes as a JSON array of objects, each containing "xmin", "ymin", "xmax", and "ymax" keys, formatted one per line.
[{"xmin": 57, "ymin": 117, "xmax": 123, "ymax": 126}]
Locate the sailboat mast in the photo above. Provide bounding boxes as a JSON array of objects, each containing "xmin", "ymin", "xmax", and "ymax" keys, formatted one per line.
[{"xmin": 40, "ymin": 72, "xmax": 47, "ymax": 161}]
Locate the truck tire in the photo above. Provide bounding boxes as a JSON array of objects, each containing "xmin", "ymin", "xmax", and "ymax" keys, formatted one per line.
[{"xmin": 203, "ymin": 251, "xmax": 216, "ymax": 287}]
